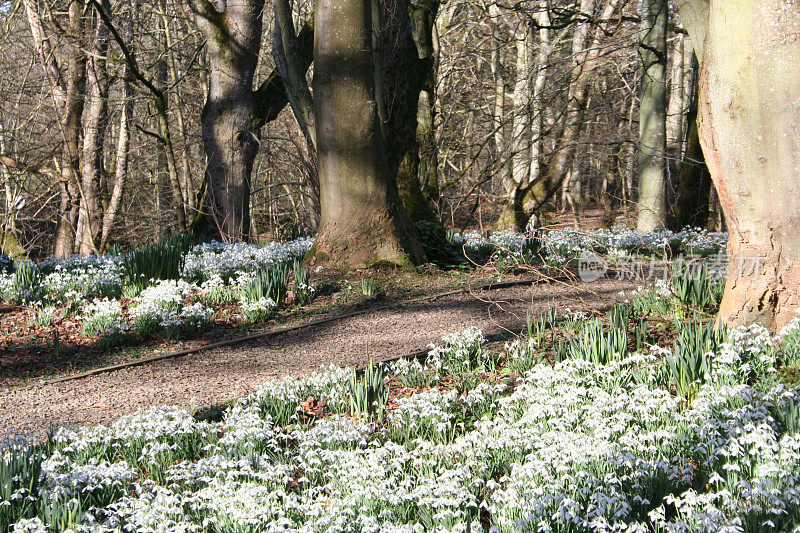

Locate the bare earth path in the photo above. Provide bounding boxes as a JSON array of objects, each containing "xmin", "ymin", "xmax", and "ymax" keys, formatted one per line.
[{"xmin": 0, "ymin": 278, "xmax": 632, "ymax": 434}]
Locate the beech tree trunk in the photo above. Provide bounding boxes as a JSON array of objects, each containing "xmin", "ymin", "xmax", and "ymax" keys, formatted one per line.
[
  {"xmin": 637, "ymin": 0, "xmax": 668, "ymax": 231},
  {"xmin": 678, "ymin": 0, "xmax": 800, "ymax": 332},
  {"xmin": 191, "ymin": 0, "xmax": 264, "ymax": 242},
  {"xmin": 309, "ymin": 0, "xmax": 424, "ymax": 268}
]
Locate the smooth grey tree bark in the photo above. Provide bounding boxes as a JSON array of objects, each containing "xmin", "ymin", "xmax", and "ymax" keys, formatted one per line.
[
  {"xmin": 308, "ymin": 0, "xmax": 424, "ymax": 268},
  {"xmin": 636, "ymin": 0, "xmax": 668, "ymax": 231},
  {"xmin": 190, "ymin": 0, "xmax": 265, "ymax": 242}
]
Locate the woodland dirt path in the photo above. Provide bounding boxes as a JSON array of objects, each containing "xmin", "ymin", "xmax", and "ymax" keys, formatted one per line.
[{"xmin": 0, "ymin": 278, "xmax": 633, "ymax": 435}]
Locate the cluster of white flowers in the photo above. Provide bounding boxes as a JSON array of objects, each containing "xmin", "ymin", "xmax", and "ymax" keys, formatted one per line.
[
  {"xmin": 711, "ymin": 324, "xmax": 777, "ymax": 384},
  {"xmin": 127, "ymin": 280, "xmax": 213, "ymax": 333},
  {"xmin": 128, "ymin": 299, "xmax": 177, "ymax": 326},
  {"xmin": 447, "ymin": 226, "xmax": 726, "ymax": 264},
  {"xmin": 182, "ymin": 237, "xmax": 313, "ymax": 282},
  {"xmin": 9, "ymin": 518, "xmax": 46, "ymax": 533},
  {"xmin": 135, "ymin": 279, "xmax": 197, "ymax": 309},
  {"xmin": 0, "ymin": 254, "xmax": 124, "ymax": 304},
  {"xmin": 180, "ymin": 303, "xmax": 213, "ymax": 330},
  {"xmin": 42, "ymin": 453, "xmax": 136, "ymax": 502},
  {"xmin": 0, "ymin": 237, "xmax": 321, "ymax": 341},
  {"xmin": 238, "ymin": 296, "xmax": 276, "ymax": 323},
  {"xmin": 427, "ymin": 326, "xmax": 487, "ymax": 376},
  {"xmin": 780, "ymin": 317, "xmax": 800, "ymax": 339},
  {"xmin": 234, "ymin": 364, "xmax": 352, "ymax": 421},
  {"xmin": 197, "ymin": 275, "xmax": 236, "ymax": 306},
  {"xmin": 82, "ymin": 297, "xmax": 123, "ymax": 319},
  {"xmin": 80, "ymin": 298, "xmax": 135, "ymax": 337},
  {"xmin": 450, "ymin": 231, "xmax": 528, "ymax": 256},
  {"xmin": 40, "ymin": 254, "xmax": 126, "ymax": 301},
  {"xmin": 0, "ymin": 272, "xmax": 15, "ymax": 301},
  {"xmin": 0, "ymin": 236, "xmax": 312, "ymax": 315},
  {"xmin": 542, "ymin": 226, "xmax": 727, "ymax": 259}
]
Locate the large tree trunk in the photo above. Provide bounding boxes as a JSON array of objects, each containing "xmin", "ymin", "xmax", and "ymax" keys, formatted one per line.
[
  {"xmin": 678, "ymin": 0, "xmax": 800, "ymax": 332},
  {"xmin": 190, "ymin": 10, "xmax": 315, "ymax": 238},
  {"xmin": 191, "ymin": 0, "xmax": 264, "ymax": 242},
  {"xmin": 310, "ymin": 0, "xmax": 424, "ymax": 268},
  {"xmin": 636, "ymin": 0, "xmax": 668, "ymax": 231}
]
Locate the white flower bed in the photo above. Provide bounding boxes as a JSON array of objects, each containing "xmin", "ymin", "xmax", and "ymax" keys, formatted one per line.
[
  {"xmin": 3, "ymin": 323, "xmax": 799, "ymax": 532},
  {"xmin": 542, "ymin": 226, "xmax": 727, "ymax": 259},
  {"xmin": 182, "ymin": 237, "xmax": 314, "ymax": 282},
  {"xmin": 39, "ymin": 255, "xmax": 126, "ymax": 301},
  {"xmin": 0, "ymin": 238, "xmax": 320, "ymax": 345},
  {"xmin": 238, "ymin": 296, "xmax": 277, "ymax": 324},
  {"xmin": 447, "ymin": 226, "xmax": 727, "ymax": 263},
  {"xmin": 0, "ymin": 228, "xmax": 724, "ymax": 317},
  {"xmin": 80, "ymin": 298, "xmax": 135, "ymax": 337}
]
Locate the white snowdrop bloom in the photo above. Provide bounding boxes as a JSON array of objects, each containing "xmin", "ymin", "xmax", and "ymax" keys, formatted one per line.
[
  {"xmin": 180, "ymin": 303, "xmax": 213, "ymax": 329},
  {"xmin": 238, "ymin": 296, "xmax": 276, "ymax": 313},
  {"xmin": 135, "ymin": 279, "xmax": 198, "ymax": 309},
  {"xmin": 82, "ymin": 298, "xmax": 123, "ymax": 319},
  {"xmin": 10, "ymin": 518, "xmax": 47, "ymax": 533},
  {"xmin": 199, "ymin": 275, "xmax": 225, "ymax": 294},
  {"xmin": 79, "ymin": 297, "xmax": 135, "ymax": 337},
  {"xmin": 779, "ymin": 317, "xmax": 800, "ymax": 338}
]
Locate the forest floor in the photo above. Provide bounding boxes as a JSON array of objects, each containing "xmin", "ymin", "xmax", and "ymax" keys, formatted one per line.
[{"xmin": 0, "ymin": 276, "xmax": 633, "ymax": 435}]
